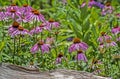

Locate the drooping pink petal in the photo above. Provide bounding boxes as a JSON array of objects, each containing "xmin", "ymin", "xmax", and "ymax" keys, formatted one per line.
[
  {"xmin": 30, "ymin": 44, "xmax": 39, "ymax": 54},
  {"xmin": 77, "ymin": 53, "xmax": 87, "ymax": 62}
]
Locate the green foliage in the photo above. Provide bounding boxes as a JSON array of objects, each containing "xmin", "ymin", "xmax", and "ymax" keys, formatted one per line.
[{"xmin": 0, "ymin": 0, "xmax": 120, "ymax": 79}]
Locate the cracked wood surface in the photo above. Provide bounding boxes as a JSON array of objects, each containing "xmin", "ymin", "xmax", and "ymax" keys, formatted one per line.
[{"xmin": 0, "ymin": 63, "xmax": 111, "ymax": 79}]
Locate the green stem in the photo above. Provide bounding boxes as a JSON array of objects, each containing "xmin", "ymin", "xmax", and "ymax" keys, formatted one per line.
[
  {"xmin": 54, "ymin": 32, "xmax": 58, "ymax": 57},
  {"xmin": 35, "ymin": 19, "xmax": 38, "ymax": 42},
  {"xmin": 41, "ymin": 32, "xmax": 42, "ymax": 41},
  {"xmin": 13, "ymin": 38, "xmax": 16, "ymax": 64},
  {"xmin": 104, "ymin": 59, "xmax": 107, "ymax": 75},
  {"xmin": 55, "ymin": 34, "xmax": 58, "ymax": 42},
  {"xmin": 0, "ymin": 50, "xmax": 2, "ymax": 64},
  {"xmin": 54, "ymin": 44, "xmax": 58, "ymax": 57},
  {"xmin": 2, "ymin": 20, "xmax": 4, "ymax": 41},
  {"xmin": 33, "ymin": 19, "xmax": 35, "ymax": 42},
  {"xmin": 77, "ymin": 53, "xmax": 79, "ymax": 70},
  {"xmin": 117, "ymin": 60, "xmax": 120, "ymax": 72},
  {"xmin": 19, "ymin": 35, "xmax": 21, "ymax": 48}
]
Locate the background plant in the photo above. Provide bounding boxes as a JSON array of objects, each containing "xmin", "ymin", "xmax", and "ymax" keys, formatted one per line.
[{"xmin": 0, "ymin": 0, "xmax": 120, "ymax": 79}]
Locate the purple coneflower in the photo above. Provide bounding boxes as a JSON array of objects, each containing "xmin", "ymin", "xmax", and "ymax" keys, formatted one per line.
[
  {"xmin": 30, "ymin": 23, "xmax": 45, "ymax": 35},
  {"xmin": 111, "ymin": 26, "xmax": 120, "ymax": 35},
  {"xmin": 80, "ymin": 2, "xmax": 86, "ymax": 8},
  {"xmin": 45, "ymin": 19, "xmax": 60, "ymax": 30},
  {"xmin": 16, "ymin": 15, "xmax": 29, "ymax": 23},
  {"xmin": 88, "ymin": 0, "xmax": 96, "ymax": 8},
  {"xmin": 25, "ymin": 9, "xmax": 45, "ymax": 22},
  {"xmin": 95, "ymin": 2, "xmax": 104, "ymax": 9},
  {"xmin": 6, "ymin": 8, "xmax": 21, "ymax": 19},
  {"xmin": 68, "ymin": 38, "xmax": 88, "ymax": 52},
  {"xmin": 99, "ymin": 39, "xmax": 117, "ymax": 48},
  {"xmin": 46, "ymin": 36, "xmax": 54, "ymax": 45},
  {"xmin": 98, "ymin": 32, "xmax": 111, "ymax": 44},
  {"xmin": 20, "ymin": 4, "xmax": 32, "ymax": 14},
  {"xmin": 105, "ymin": 39, "xmax": 117, "ymax": 47},
  {"xmin": 8, "ymin": 21, "xmax": 20, "ymax": 35},
  {"xmin": 30, "ymin": 41, "xmax": 51, "ymax": 54},
  {"xmin": 101, "ymin": 2, "xmax": 113, "ymax": 15},
  {"xmin": 88, "ymin": 0, "xmax": 104, "ymax": 9},
  {"xmin": 0, "ymin": 12, "xmax": 4, "ymax": 21},
  {"xmin": 0, "ymin": 8, "xmax": 7, "ymax": 21},
  {"xmin": 7, "ymin": 4, "xmax": 19, "ymax": 11},
  {"xmin": 61, "ymin": 0, "xmax": 67, "ymax": 5},
  {"xmin": 116, "ymin": 13, "xmax": 120, "ymax": 19},
  {"xmin": 98, "ymin": 43, "xmax": 104, "ymax": 48},
  {"xmin": 56, "ymin": 53, "xmax": 63, "ymax": 64},
  {"xmin": 11, "ymin": 26, "xmax": 30, "ymax": 37},
  {"xmin": 117, "ymin": 37, "xmax": 120, "ymax": 41},
  {"xmin": 76, "ymin": 50, "xmax": 87, "ymax": 62}
]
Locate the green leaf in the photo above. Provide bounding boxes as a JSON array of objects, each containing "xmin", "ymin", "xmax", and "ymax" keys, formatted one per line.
[{"xmin": 0, "ymin": 41, "xmax": 5, "ymax": 52}]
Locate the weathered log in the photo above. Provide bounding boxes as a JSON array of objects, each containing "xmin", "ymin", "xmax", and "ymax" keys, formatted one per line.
[{"xmin": 0, "ymin": 63, "xmax": 111, "ymax": 79}]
